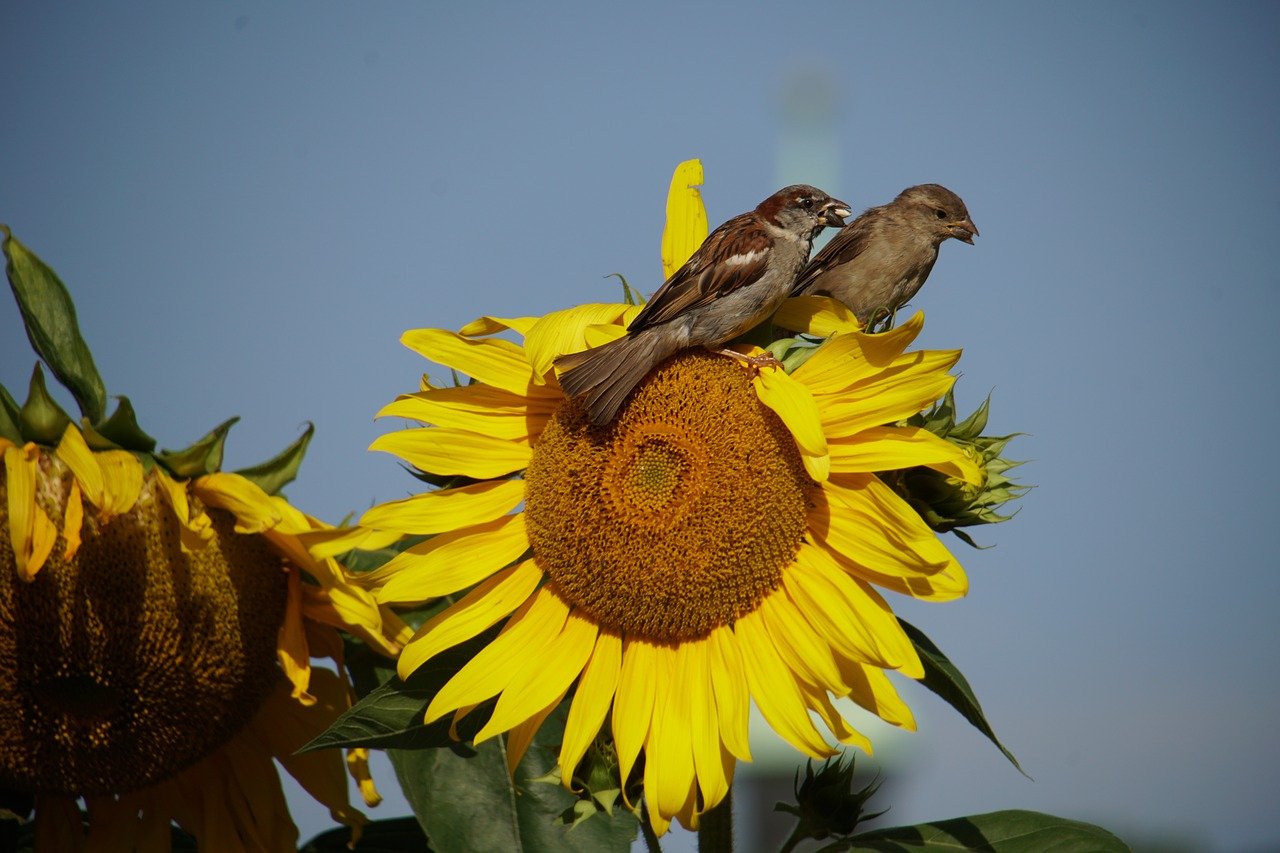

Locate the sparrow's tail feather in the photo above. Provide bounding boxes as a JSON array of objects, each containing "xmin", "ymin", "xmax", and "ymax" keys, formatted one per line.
[{"xmin": 555, "ymin": 331, "xmax": 676, "ymax": 426}]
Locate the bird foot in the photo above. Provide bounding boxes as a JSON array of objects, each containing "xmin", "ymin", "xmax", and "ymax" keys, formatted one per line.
[{"xmin": 712, "ymin": 348, "xmax": 782, "ymax": 375}]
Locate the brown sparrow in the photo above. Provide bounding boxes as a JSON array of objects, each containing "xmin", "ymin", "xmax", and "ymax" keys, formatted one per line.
[
  {"xmin": 556, "ymin": 184, "xmax": 851, "ymax": 426},
  {"xmin": 793, "ymin": 184, "xmax": 977, "ymax": 328}
]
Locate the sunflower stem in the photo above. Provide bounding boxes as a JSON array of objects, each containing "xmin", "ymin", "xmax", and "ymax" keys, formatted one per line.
[
  {"xmin": 698, "ymin": 785, "xmax": 733, "ymax": 852},
  {"xmin": 640, "ymin": 801, "xmax": 665, "ymax": 853}
]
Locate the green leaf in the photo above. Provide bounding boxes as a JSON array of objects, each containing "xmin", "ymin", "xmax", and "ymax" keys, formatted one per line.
[
  {"xmin": 156, "ymin": 416, "xmax": 239, "ymax": 477},
  {"xmin": 232, "ymin": 422, "xmax": 314, "ymax": 495},
  {"xmin": 390, "ymin": 699, "xmax": 636, "ymax": 853},
  {"xmin": 847, "ymin": 809, "xmax": 1129, "ymax": 852},
  {"xmin": 900, "ymin": 620, "xmax": 1026, "ymax": 776},
  {"xmin": 300, "ymin": 816, "xmax": 428, "ymax": 852},
  {"xmin": 0, "ymin": 384, "xmax": 22, "ymax": 443},
  {"xmin": 2, "ymin": 226, "xmax": 107, "ymax": 423},
  {"xmin": 19, "ymin": 364, "xmax": 72, "ymax": 445},
  {"xmin": 84, "ymin": 396, "xmax": 156, "ymax": 452}
]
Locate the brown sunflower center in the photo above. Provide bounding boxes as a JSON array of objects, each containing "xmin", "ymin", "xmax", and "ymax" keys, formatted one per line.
[
  {"xmin": 525, "ymin": 351, "xmax": 813, "ymax": 642},
  {"xmin": 0, "ymin": 463, "xmax": 287, "ymax": 796}
]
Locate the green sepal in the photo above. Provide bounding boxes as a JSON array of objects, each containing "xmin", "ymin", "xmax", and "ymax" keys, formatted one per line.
[
  {"xmin": 2, "ymin": 226, "xmax": 107, "ymax": 423},
  {"xmin": 900, "ymin": 619, "xmax": 1026, "ymax": 776},
  {"xmin": 846, "ymin": 809, "xmax": 1130, "ymax": 852},
  {"xmin": 605, "ymin": 273, "xmax": 643, "ymax": 306},
  {"xmin": 19, "ymin": 364, "xmax": 72, "ymax": 445},
  {"xmin": 0, "ymin": 384, "xmax": 22, "ymax": 444},
  {"xmin": 156, "ymin": 416, "xmax": 239, "ymax": 478},
  {"xmin": 83, "ymin": 396, "xmax": 156, "ymax": 452},
  {"xmin": 233, "ymin": 422, "xmax": 314, "ymax": 496}
]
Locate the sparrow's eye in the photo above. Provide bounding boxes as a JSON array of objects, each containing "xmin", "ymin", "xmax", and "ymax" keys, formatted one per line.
[
  {"xmin": 934, "ymin": 208, "xmax": 947, "ymax": 220},
  {"xmin": 800, "ymin": 197, "xmax": 814, "ymax": 209}
]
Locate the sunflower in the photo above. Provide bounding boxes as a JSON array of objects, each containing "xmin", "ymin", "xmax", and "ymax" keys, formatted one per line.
[
  {"xmin": 0, "ymin": 229, "xmax": 409, "ymax": 850},
  {"xmin": 337, "ymin": 162, "xmax": 981, "ymax": 835}
]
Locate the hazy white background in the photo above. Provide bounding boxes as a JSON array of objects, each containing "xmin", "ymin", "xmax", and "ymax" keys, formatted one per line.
[{"xmin": 3, "ymin": 4, "xmax": 1277, "ymax": 851}]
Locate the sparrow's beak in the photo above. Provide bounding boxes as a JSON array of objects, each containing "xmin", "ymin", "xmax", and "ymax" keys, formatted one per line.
[
  {"xmin": 949, "ymin": 218, "xmax": 979, "ymax": 244},
  {"xmin": 825, "ymin": 200, "xmax": 852, "ymax": 228}
]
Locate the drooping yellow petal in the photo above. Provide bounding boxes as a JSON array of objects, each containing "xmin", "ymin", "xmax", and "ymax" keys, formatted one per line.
[
  {"xmin": 829, "ymin": 426, "xmax": 981, "ymax": 484},
  {"xmin": 302, "ymin": 526, "xmax": 405, "ymax": 560},
  {"xmin": 856, "ymin": 311, "xmax": 926, "ymax": 366},
  {"xmin": 458, "ymin": 315, "xmax": 540, "ymax": 338},
  {"xmin": 277, "ymin": 567, "xmax": 315, "ymax": 705},
  {"xmin": 758, "ymin": 589, "xmax": 848, "ymax": 695},
  {"xmin": 613, "ymin": 638, "xmax": 659, "ymax": 806},
  {"xmin": 524, "ymin": 303, "xmax": 634, "ymax": 380},
  {"xmin": 424, "ymin": 586, "xmax": 568, "ymax": 723},
  {"xmin": 684, "ymin": 638, "xmax": 730, "ymax": 813},
  {"xmin": 371, "ymin": 513, "xmax": 529, "ymax": 601},
  {"xmin": 796, "ymin": 679, "xmax": 873, "ymax": 754},
  {"xmin": 154, "ymin": 466, "xmax": 213, "ymax": 551},
  {"xmin": 62, "ymin": 479, "xmax": 83, "ymax": 560},
  {"xmin": 94, "ymin": 449, "xmax": 144, "ymax": 516},
  {"xmin": 377, "ymin": 384, "xmax": 555, "ymax": 442},
  {"xmin": 359, "ymin": 478, "xmax": 524, "ymax": 535},
  {"xmin": 838, "ymin": 661, "xmax": 917, "ymax": 731},
  {"xmin": 505, "ymin": 689, "xmax": 566, "ymax": 774},
  {"xmin": 395, "ymin": 558, "xmax": 543, "ymax": 680},
  {"xmin": 400, "ymin": 328, "xmax": 545, "ymax": 398},
  {"xmin": 707, "ymin": 625, "xmax": 751, "ymax": 762},
  {"xmin": 3, "ymin": 443, "xmax": 56, "ymax": 580},
  {"xmin": 644, "ymin": 643, "xmax": 696, "ymax": 831},
  {"xmin": 753, "ymin": 363, "xmax": 828, "ymax": 481},
  {"xmin": 192, "ymin": 472, "xmax": 281, "ymax": 534},
  {"xmin": 476, "ymin": 605, "xmax": 597, "ymax": 742},
  {"xmin": 54, "ymin": 423, "xmax": 105, "ymax": 508},
  {"xmin": 346, "ymin": 748, "xmax": 382, "ymax": 808},
  {"xmin": 772, "ymin": 295, "xmax": 864, "ymax": 336},
  {"xmin": 369, "ymin": 427, "xmax": 532, "ymax": 479},
  {"xmin": 559, "ymin": 630, "xmax": 622, "ymax": 786},
  {"xmin": 661, "ymin": 159, "xmax": 708, "ymax": 278},
  {"xmin": 734, "ymin": 609, "xmax": 836, "ymax": 759}
]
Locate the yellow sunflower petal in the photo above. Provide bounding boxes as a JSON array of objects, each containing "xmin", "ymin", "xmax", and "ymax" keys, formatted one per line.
[
  {"xmin": 369, "ymin": 427, "xmax": 532, "ymax": 479},
  {"xmin": 62, "ymin": 479, "xmax": 83, "ymax": 560},
  {"xmin": 838, "ymin": 661, "xmax": 917, "ymax": 731},
  {"xmin": 644, "ymin": 643, "xmax": 697, "ymax": 830},
  {"xmin": 661, "ymin": 159, "xmax": 708, "ymax": 278},
  {"xmin": 154, "ymin": 466, "xmax": 213, "ymax": 551},
  {"xmin": 458, "ymin": 315, "xmax": 539, "ymax": 338},
  {"xmin": 684, "ymin": 638, "xmax": 730, "ymax": 813},
  {"xmin": 734, "ymin": 609, "xmax": 836, "ymax": 759},
  {"xmin": 753, "ymin": 363, "xmax": 829, "ymax": 482},
  {"xmin": 788, "ymin": 544, "xmax": 923, "ymax": 678},
  {"xmin": 423, "ymin": 586, "xmax": 568, "ymax": 723},
  {"xmin": 613, "ymin": 638, "xmax": 659, "ymax": 806},
  {"xmin": 816, "ymin": 352, "xmax": 961, "ymax": 439},
  {"xmin": 401, "ymin": 328, "xmax": 543, "ymax": 398},
  {"xmin": 829, "ymin": 426, "xmax": 981, "ymax": 484},
  {"xmin": 797, "ymin": 679, "xmax": 873, "ymax": 754},
  {"xmin": 506, "ymin": 689, "xmax": 566, "ymax": 774},
  {"xmin": 359, "ymin": 478, "xmax": 524, "ymax": 535},
  {"xmin": 708, "ymin": 625, "xmax": 752, "ymax": 762},
  {"xmin": 3, "ymin": 443, "xmax": 56, "ymax": 580},
  {"xmin": 395, "ymin": 558, "xmax": 543, "ymax": 680},
  {"xmin": 371, "ymin": 513, "xmax": 529, "ymax": 601},
  {"xmin": 856, "ymin": 311, "xmax": 926, "ymax": 366},
  {"xmin": 758, "ymin": 589, "xmax": 847, "ymax": 695},
  {"xmin": 347, "ymin": 748, "xmax": 382, "ymax": 808},
  {"xmin": 302, "ymin": 526, "xmax": 405, "ymax": 560},
  {"xmin": 192, "ymin": 472, "xmax": 281, "ymax": 534},
  {"xmin": 54, "ymin": 423, "xmax": 105, "ymax": 508},
  {"xmin": 277, "ymin": 568, "xmax": 315, "ymax": 705},
  {"xmin": 377, "ymin": 384, "xmax": 555, "ymax": 442},
  {"xmin": 525, "ymin": 303, "xmax": 634, "ymax": 380},
  {"xmin": 772, "ymin": 295, "xmax": 863, "ymax": 336},
  {"xmin": 476, "ymin": 606, "xmax": 597, "ymax": 743},
  {"xmin": 559, "ymin": 630, "xmax": 622, "ymax": 784},
  {"xmin": 95, "ymin": 449, "xmax": 144, "ymax": 516}
]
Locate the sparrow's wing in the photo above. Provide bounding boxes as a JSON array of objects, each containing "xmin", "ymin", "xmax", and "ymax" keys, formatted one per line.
[
  {"xmin": 629, "ymin": 215, "xmax": 772, "ymax": 332},
  {"xmin": 792, "ymin": 214, "xmax": 875, "ymax": 294}
]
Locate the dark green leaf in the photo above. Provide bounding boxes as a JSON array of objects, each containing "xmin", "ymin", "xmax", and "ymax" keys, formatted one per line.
[
  {"xmin": 300, "ymin": 816, "xmax": 429, "ymax": 852},
  {"xmin": 848, "ymin": 809, "xmax": 1129, "ymax": 852},
  {"xmin": 156, "ymin": 416, "xmax": 239, "ymax": 477},
  {"xmin": 85, "ymin": 396, "xmax": 156, "ymax": 452},
  {"xmin": 19, "ymin": 364, "xmax": 72, "ymax": 444},
  {"xmin": 900, "ymin": 620, "xmax": 1026, "ymax": 776},
  {"xmin": 391, "ymin": 699, "xmax": 636, "ymax": 853},
  {"xmin": 0, "ymin": 384, "xmax": 22, "ymax": 443},
  {"xmin": 233, "ymin": 422, "xmax": 314, "ymax": 495},
  {"xmin": 2, "ymin": 226, "xmax": 107, "ymax": 423}
]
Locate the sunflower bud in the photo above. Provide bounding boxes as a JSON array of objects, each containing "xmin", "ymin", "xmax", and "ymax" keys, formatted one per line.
[
  {"xmin": 883, "ymin": 390, "xmax": 1028, "ymax": 547},
  {"xmin": 775, "ymin": 755, "xmax": 884, "ymax": 842}
]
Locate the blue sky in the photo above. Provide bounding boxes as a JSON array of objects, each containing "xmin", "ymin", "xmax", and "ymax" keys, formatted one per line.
[{"xmin": 3, "ymin": 3, "xmax": 1278, "ymax": 850}]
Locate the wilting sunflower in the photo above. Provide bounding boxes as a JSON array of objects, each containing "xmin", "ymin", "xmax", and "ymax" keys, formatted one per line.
[
  {"xmin": 0, "ymin": 229, "xmax": 408, "ymax": 850},
  {"xmin": 335, "ymin": 163, "xmax": 981, "ymax": 835}
]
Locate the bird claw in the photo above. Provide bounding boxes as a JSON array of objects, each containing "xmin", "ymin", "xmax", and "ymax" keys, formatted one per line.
[{"xmin": 712, "ymin": 348, "xmax": 783, "ymax": 375}]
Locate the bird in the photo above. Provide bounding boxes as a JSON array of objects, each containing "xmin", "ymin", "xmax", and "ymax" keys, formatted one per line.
[
  {"xmin": 792, "ymin": 184, "xmax": 977, "ymax": 329},
  {"xmin": 555, "ymin": 184, "xmax": 851, "ymax": 426}
]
